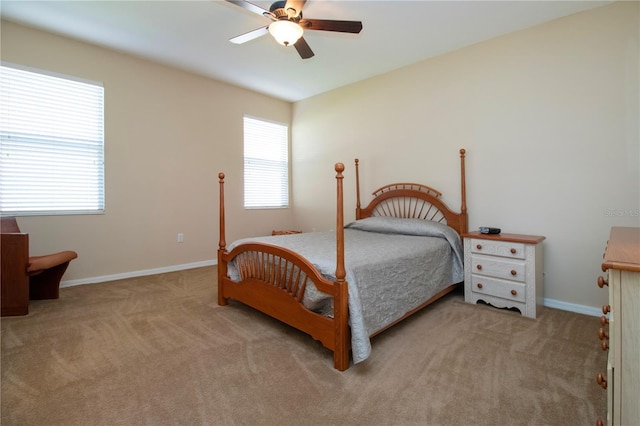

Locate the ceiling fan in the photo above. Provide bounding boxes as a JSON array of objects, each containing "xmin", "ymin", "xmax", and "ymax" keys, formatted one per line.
[{"xmin": 225, "ymin": 0, "xmax": 363, "ymax": 59}]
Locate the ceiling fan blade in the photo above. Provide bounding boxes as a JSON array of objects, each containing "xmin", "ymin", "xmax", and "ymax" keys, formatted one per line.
[
  {"xmin": 294, "ymin": 37, "xmax": 314, "ymax": 59},
  {"xmin": 299, "ymin": 19, "xmax": 363, "ymax": 34},
  {"xmin": 225, "ymin": 0, "xmax": 272, "ymax": 18},
  {"xmin": 229, "ymin": 26, "xmax": 269, "ymax": 44},
  {"xmin": 284, "ymin": 0, "xmax": 306, "ymax": 17}
]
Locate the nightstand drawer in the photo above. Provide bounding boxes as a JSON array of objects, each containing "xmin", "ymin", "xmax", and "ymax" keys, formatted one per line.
[
  {"xmin": 470, "ymin": 275, "xmax": 526, "ymax": 303},
  {"xmin": 470, "ymin": 238, "xmax": 526, "ymax": 260},
  {"xmin": 470, "ymin": 256, "xmax": 526, "ymax": 282}
]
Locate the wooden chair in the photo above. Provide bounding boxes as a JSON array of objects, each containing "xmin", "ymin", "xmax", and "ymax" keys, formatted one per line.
[{"xmin": 1, "ymin": 216, "xmax": 77, "ymax": 316}]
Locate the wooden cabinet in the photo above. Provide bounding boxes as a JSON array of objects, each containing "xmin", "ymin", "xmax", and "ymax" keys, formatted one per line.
[
  {"xmin": 597, "ymin": 227, "xmax": 640, "ymax": 426},
  {"xmin": 1, "ymin": 230, "xmax": 30, "ymax": 316},
  {"xmin": 462, "ymin": 231, "xmax": 545, "ymax": 319}
]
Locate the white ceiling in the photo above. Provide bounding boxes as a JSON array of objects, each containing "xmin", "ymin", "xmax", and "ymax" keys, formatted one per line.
[{"xmin": 1, "ymin": 0, "xmax": 611, "ymax": 102}]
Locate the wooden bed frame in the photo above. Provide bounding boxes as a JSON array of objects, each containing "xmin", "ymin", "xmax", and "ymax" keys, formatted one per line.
[{"xmin": 217, "ymin": 149, "xmax": 468, "ymax": 371}]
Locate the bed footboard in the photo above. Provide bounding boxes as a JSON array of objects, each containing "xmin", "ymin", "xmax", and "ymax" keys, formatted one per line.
[
  {"xmin": 217, "ymin": 164, "xmax": 349, "ymax": 371},
  {"xmin": 218, "ymin": 244, "xmax": 349, "ymax": 368}
]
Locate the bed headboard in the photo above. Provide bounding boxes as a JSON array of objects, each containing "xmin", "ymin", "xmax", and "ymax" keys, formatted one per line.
[{"xmin": 355, "ymin": 149, "xmax": 468, "ymax": 236}]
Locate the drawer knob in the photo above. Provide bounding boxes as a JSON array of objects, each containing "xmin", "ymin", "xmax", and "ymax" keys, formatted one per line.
[
  {"xmin": 597, "ymin": 419, "xmax": 604, "ymax": 426},
  {"xmin": 510, "ymin": 289, "xmax": 517, "ymax": 296},
  {"xmin": 601, "ymin": 341, "xmax": 609, "ymax": 351},
  {"xmin": 597, "ymin": 276, "xmax": 608, "ymax": 288},
  {"xmin": 600, "ymin": 316, "xmax": 609, "ymax": 326},
  {"xmin": 476, "ymin": 264, "xmax": 482, "ymax": 270},
  {"xmin": 476, "ymin": 244, "xmax": 482, "ymax": 250},
  {"xmin": 602, "ymin": 304, "xmax": 610, "ymax": 315},
  {"xmin": 510, "ymin": 270, "xmax": 517, "ymax": 276},
  {"xmin": 598, "ymin": 327, "xmax": 609, "ymax": 340},
  {"xmin": 477, "ymin": 283, "xmax": 483, "ymax": 289},
  {"xmin": 510, "ymin": 248, "xmax": 516, "ymax": 254},
  {"xmin": 596, "ymin": 372, "xmax": 607, "ymax": 389}
]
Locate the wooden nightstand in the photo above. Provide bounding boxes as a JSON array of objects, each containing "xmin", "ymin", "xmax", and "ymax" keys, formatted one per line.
[
  {"xmin": 271, "ymin": 230, "xmax": 302, "ymax": 236},
  {"xmin": 462, "ymin": 231, "xmax": 545, "ymax": 319}
]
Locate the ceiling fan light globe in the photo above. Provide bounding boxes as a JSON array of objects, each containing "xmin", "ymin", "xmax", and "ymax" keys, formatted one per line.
[{"xmin": 268, "ymin": 20, "xmax": 303, "ymax": 46}]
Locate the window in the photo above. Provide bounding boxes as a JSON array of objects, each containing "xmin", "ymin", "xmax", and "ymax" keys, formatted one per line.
[
  {"xmin": 0, "ymin": 63, "xmax": 104, "ymax": 215},
  {"xmin": 243, "ymin": 116, "xmax": 289, "ymax": 209}
]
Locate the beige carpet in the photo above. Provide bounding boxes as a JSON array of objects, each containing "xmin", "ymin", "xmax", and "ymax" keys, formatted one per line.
[{"xmin": 1, "ymin": 266, "xmax": 606, "ymax": 425}]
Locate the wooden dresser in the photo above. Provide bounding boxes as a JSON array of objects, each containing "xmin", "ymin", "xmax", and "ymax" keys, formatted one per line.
[
  {"xmin": 596, "ymin": 227, "xmax": 640, "ymax": 426},
  {"xmin": 462, "ymin": 231, "xmax": 545, "ymax": 319}
]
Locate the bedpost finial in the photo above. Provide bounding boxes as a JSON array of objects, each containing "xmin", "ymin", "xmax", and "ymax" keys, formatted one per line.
[
  {"xmin": 459, "ymin": 148, "xmax": 466, "ymax": 157},
  {"xmin": 218, "ymin": 172, "xmax": 225, "ymax": 181},
  {"xmin": 355, "ymin": 158, "xmax": 359, "ymax": 165},
  {"xmin": 335, "ymin": 163, "xmax": 345, "ymax": 173}
]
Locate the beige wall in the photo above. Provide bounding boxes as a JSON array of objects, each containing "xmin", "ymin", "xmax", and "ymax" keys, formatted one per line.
[
  {"xmin": 291, "ymin": 2, "xmax": 639, "ymax": 311},
  {"xmin": 2, "ymin": 2, "xmax": 638, "ymax": 312},
  {"xmin": 1, "ymin": 20, "xmax": 293, "ymax": 282}
]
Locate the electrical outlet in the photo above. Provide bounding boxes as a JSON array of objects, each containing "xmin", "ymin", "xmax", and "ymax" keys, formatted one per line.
[{"xmin": 177, "ymin": 233, "xmax": 184, "ymax": 243}]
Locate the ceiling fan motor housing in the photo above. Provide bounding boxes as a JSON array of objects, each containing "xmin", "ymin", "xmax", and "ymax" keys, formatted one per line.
[
  {"xmin": 269, "ymin": 1, "xmax": 287, "ymax": 12},
  {"xmin": 271, "ymin": 8, "xmax": 290, "ymax": 20},
  {"xmin": 269, "ymin": 1, "xmax": 301, "ymax": 20}
]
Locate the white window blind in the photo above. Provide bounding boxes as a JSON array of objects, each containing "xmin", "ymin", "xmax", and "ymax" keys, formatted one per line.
[
  {"xmin": 0, "ymin": 64, "xmax": 104, "ymax": 215},
  {"xmin": 243, "ymin": 116, "xmax": 289, "ymax": 209}
]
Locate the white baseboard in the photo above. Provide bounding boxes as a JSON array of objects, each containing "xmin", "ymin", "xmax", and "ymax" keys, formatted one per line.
[
  {"xmin": 60, "ymin": 259, "xmax": 218, "ymax": 288},
  {"xmin": 543, "ymin": 297, "xmax": 602, "ymax": 317}
]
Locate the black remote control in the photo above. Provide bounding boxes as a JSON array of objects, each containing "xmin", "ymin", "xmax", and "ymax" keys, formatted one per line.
[{"xmin": 479, "ymin": 227, "xmax": 501, "ymax": 234}]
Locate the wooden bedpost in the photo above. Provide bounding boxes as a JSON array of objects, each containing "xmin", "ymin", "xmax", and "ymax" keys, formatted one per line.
[
  {"xmin": 335, "ymin": 163, "xmax": 346, "ymax": 283},
  {"xmin": 217, "ymin": 172, "xmax": 228, "ymax": 306},
  {"xmin": 355, "ymin": 158, "xmax": 361, "ymax": 220},
  {"xmin": 334, "ymin": 162, "xmax": 349, "ymax": 371},
  {"xmin": 459, "ymin": 149, "xmax": 468, "ymax": 234}
]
